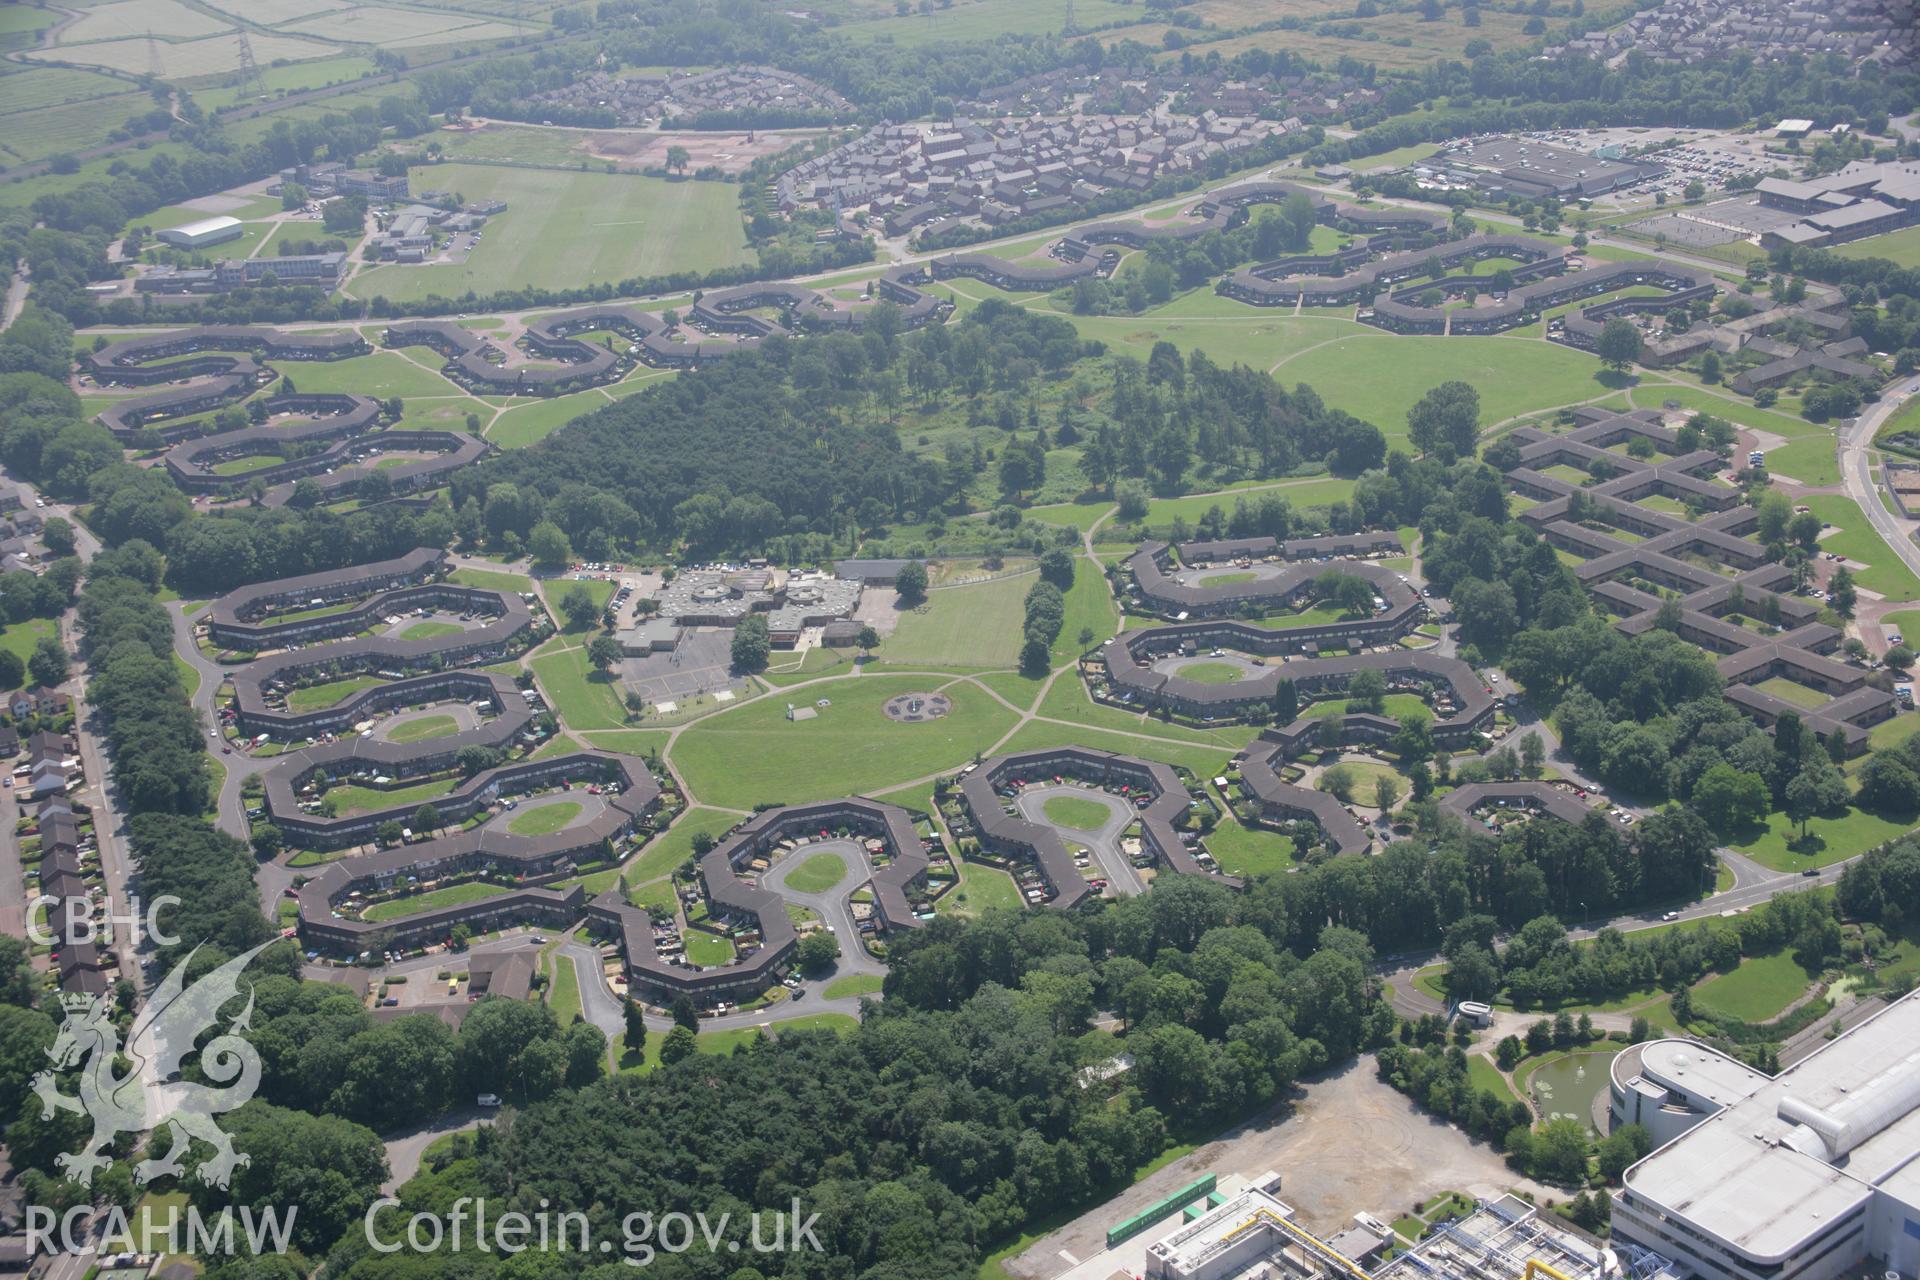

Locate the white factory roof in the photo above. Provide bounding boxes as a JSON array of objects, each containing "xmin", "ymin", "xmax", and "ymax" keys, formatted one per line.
[
  {"xmin": 169, "ymin": 215, "xmax": 242, "ymax": 238},
  {"xmin": 1632, "ymin": 1038, "xmax": 1772, "ymax": 1108},
  {"xmin": 1624, "ymin": 989, "xmax": 1920, "ymax": 1266}
]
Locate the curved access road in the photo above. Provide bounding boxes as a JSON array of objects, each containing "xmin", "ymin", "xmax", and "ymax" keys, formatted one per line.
[{"xmin": 1839, "ymin": 374, "xmax": 1920, "ymax": 584}]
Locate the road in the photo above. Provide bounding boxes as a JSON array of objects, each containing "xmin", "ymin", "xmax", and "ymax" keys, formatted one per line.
[
  {"xmin": 1838, "ymin": 375, "xmax": 1920, "ymax": 584},
  {"xmin": 1014, "ymin": 784, "xmax": 1145, "ymax": 896}
]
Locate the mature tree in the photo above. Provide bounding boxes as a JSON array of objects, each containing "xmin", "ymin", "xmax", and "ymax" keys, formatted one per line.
[
  {"xmin": 1595, "ymin": 318, "xmax": 1643, "ymax": 372},
  {"xmin": 1520, "ymin": 730, "xmax": 1546, "ymax": 776},
  {"xmin": 558, "ymin": 583, "xmax": 597, "ymax": 631},
  {"xmin": 622, "ymin": 999, "xmax": 647, "ymax": 1057},
  {"xmin": 528, "ymin": 520, "xmax": 572, "ymax": 574},
  {"xmin": 855, "ymin": 624, "xmax": 881, "ymax": 657},
  {"xmin": 1700, "ymin": 350, "xmax": 1723, "ymax": 384},
  {"xmin": 1348, "ymin": 668, "xmax": 1388, "ymax": 713},
  {"xmin": 797, "ymin": 930, "xmax": 840, "ymax": 973},
  {"xmin": 40, "ymin": 517, "xmax": 74, "ymax": 556},
  {"xmin": 1785, "ymin": 764, "xmax": 1848, "ymax": 840},
  {"xmin": 670, "ymin": 994, "xmax": 699, "ymax": 1031},
  {"xmin": 188, "ymin": 1102, "xmax": 384, "ymax": 1253},
  {"xmin": 1407, "ymin": 381, "xmax": 1481, "ymax": 460},
  {"xmin": 1038, "ymin": 547, "xmax": 1076, "ymax": 590},
  {"xmin": 1373, "ymin": 774, "xmax": 1399, "ymax": 813},
  {"xmin": 0, "ymin": 650, "xmax": 23, "ymax": 691},
  {"xmin": 1321, "ymin": 764, "xmax": 1356, "ymax": 802},
  {"xmin": 1272, "ymin": 677, "xmax": 1299, "ymax": 724},
  {"xmin": 412, "ymin": 803, "xmax": 440, "ymax": 834},
  {"xmin": 893, "ymin": 561, "xmax": 928, "ymax": 605},
  {"xmin": 1829, "ymin": 567, "xmax": 1856, "ymax": 617},
  {"xmin": 658, "ymin": 1024, "xmax": 697, "ymax": 1065},
  {"xmin": 1888, "ymin": 645, "xmax": 1915, "ymax": 670},
  {"xmin": 27, "ymin": 635, "xmax": 66, "ymax": 688},
  {"xmin": 730, "ymin": 615, "xmax": 771, "ymax": 672},
  {"xmin": 588, "ymin": 633, "xmax": 623, "ymax": 672},
  {"xmin": 1692, "ymin": 763, "xmax": 1769, "ymax": 834},
  {"xmin": 664, "ymin": 144, "xmax": 691, "ymax": 175},
  {"xmin": 1857, "ymin": 753, "xmax": 1920, "ymax": 813}
]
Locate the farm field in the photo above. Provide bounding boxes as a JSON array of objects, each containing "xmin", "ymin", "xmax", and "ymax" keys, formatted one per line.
[
  {"xmin": 668, "ymin": 675, "xmax": 1020, "ymax": 809},
  {"xmin": 350, "ymin": 166, "xmax": 752, "ymax": 305},
  {"xmin": 27, "ymin": 31, "xmax": 341, "ymax": 78}
]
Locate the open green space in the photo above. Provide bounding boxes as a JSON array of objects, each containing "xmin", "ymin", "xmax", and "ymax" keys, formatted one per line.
[
  {"xmin": 326, "ymin": 775, "xmax": 459, "ymax": 817},
  {"xmin": 508, "ymin": 800, "xmax": 584, "ymax": 836},
  {"xmin": 0, "ymin": 618, "xmax": 57, "ymax": 667},
  {"xmin": 1800, "ymin": 494, "xmax": 1920, "ymax": 603},
  {"xmin": 279, "ymin": 350, "xmax": 465, "ymax": 400},
  {"xmin": 1175, "ymin": 662, "xmax": 1249, "ymax": 684},
  {"xmin": 1731, "ymin": 805, "xmax": 1920, "ymax": 871},
  {"xmin": 669, "ymin": 675, "xmax": 1018, "ymax": 809},
  {"xmin": 449, "ymin": 566, "xmax": 533, "ymax": 594},
  {"xmin": 823, "ymin": 972, "xmax": 885, "ymax": 999},
  {"xmin": 286, "ymin": 674, "xmax": 383, "ymax": 712},
  {"xmin": 1466, "ymin": 1053, "xmax": 1522, "ymax": 1107},
  {"xmin": 1693, "ymin": 947, "xmax": 1819, "ymax": 1022},
  {"xmin": 546, "ymin": 950, "xmax": 582, "ymax": 1026},
  {"xmin": 1303, "ymin": 693, "xmax": 1432, "ymax": 722},
  {"xmin": 784, "ymin": 851, "xmax": 850, "ymax": 894},
  {"xmin": 362, "ymin": 879, "xmax": 511, "ymax": 922},
  {"xmin": 1276, "ymin": 336, "xmax": 1612, "ymax": 443},
  {"xmin": 488, "ymin": 389, "xmax": 609, "ymax": 449},
  {"xmin": 352, "ymin": 165, "xmax": 751, "ymax": 305},
  {"xmin": 996, "ymin": 718, "xmax": 1235, "ymax": 778},
  {"xmin": 1754, "ymin": 676, "xmax": 1832, "ymax": 710},
  {"xmin": 937, "ymin": 858, "xmax": 1026, "ymax": 915},
  {"xmin": 529, "ymin": 639, "xmax": 630, "ymax": 731},
  {"xmin": 387, "ymin": 714, "xmax": 459, "ymax": 744},
  {"xmin": 878, "ymin": 573, "xmax": 1027, "ymax": 669},
  {"xmin": 1041, "ymin": 794, "xmax": 1114, "ymax": 830},
  {"xmin": 682, "ymin": 926, "xmax": 735, "ymax": 967},
  {"xmin": 1834, "ymin": 225, "xmax": 1920, "ymax": 269},
  {"xmin": 621, "ymin": 1011, "xmax": 858, "ymax": 1073},
  {"xmin": 1201, "ymin": 813, "xmax": 1295, "ymax": 878},
  {"xmin": 400, "ymin": 621, "xmax": 465, "ymax": 641}
]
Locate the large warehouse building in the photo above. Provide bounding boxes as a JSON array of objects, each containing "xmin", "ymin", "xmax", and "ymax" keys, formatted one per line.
[
  {"xmin": 157, "ymin": 215, "xmax": 245, "ymax": 250},
  {"xmin": 1612, "ymin": 988, "xmax": 1920, "ymax": 1280}
]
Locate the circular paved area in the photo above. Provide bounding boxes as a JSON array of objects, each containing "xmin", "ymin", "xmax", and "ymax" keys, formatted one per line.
[
  {"xmin": 1174, "ymin": 562, "xmax": 1290, "ymax": 588},
  {"xmin": 1013, "ymin": 784, "xmax": 1145, "ymax": 896},
  {"xmin": 376, "ymin": 702, "xmax": 481, "ymax": 741},
  {"xmin": 882, "ymin": 691, "xmax": 951, "ymax": 722},
  {"xmin": 761, "ymin": 838, "xmax": 890, "ymax": 977},
  {"xmin": 480, "ymin": 791, "xmax": 609, "ymax": 834},
  {"xmin": 1152, "ymin": 653, "xmax": 1267, "ymax": 681}
]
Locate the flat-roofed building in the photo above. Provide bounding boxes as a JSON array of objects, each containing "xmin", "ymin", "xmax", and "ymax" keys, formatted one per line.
[{"xmin": 1613, "ymin": 989, "xmax": 1920, "ymax": 1280}]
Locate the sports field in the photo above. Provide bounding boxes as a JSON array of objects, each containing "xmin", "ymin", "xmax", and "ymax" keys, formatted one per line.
[
  {"xmin": 351, "ymin": 166, "xmax": 752, "ymax": 305},
  {"xmin": 669, "ymin": 675, "xmax": 1019, "ymax": 809},
  {"xmin": 877, "ymin": 574, "xmax": 1028, "ymax": 668},
  {"xmin": 1835, "ymin": 226, "xmax": 1920, "ymax": 269}
]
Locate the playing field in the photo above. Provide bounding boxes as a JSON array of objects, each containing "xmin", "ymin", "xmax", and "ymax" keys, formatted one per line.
[
  {"xmin": 1835, "ymin": 225, "xmax": 1920, "ymax": 269},
  {"xmin": 351, "ymin": 165, "xmax": 753, "ymax": 305},
  {"xmin": 878, "ymin": 574, "xmax": 1028, "ymax": 669},
  {"xmin": 669, "ymin": 675, "xmax": 1019, "ymax": 809}
]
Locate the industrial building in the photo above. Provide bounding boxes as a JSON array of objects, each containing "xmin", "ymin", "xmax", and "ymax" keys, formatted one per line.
[
  {"xmin": 1612, "ymin": 988, "xmax": 1920, "ymax": 1280},
  {"xmin": 157, "ymin": 215, "xmax": 244, "ymax": 250}
]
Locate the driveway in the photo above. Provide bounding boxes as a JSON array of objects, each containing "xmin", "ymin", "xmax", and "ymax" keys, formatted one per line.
[{"xmin": 1015, "ymin": 784, "xmax": 1144, "ymax": 896}]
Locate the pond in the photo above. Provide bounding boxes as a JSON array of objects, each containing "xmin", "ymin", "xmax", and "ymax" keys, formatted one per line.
[{"xmin": 1528, "ymin": 1050, "xmax": 1617, "ymax": 1130}]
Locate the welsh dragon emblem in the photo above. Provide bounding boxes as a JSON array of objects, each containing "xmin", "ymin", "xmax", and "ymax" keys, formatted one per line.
[{"xmin": 31, "ymin": 941, "xmax": 273, "ymax": 1189}]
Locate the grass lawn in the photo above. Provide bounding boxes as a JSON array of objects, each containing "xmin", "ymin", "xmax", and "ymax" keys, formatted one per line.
[
  {"xmin": 1731, "ymin": 805, "xmax": 1920, "ymax": 871},
  {"xmin": 508, "ymin": 800, "xmax": 583, "ymax": 836},
  {"xmin": 1201, "ymin": 815, "xmax": 1295, "ymax": 878},
  {"xmin": 487, "ymin": 389, "xmax": 609, "ymax": 449},
  {"xmin": 1054, "ymin": 558, "xmax": 1120, "ymax": 665},
  {"xmin": 279, "ymin": 350, "xmax": 464, "ymax": 400},
  {"xmin": 1303, "ymin": 693, "xmax": 1431, "ymax": 722},
  {"xmin": 785, "ymin": 850, "xmax": 850, "ymax": 894},
  {"xmin": 1834, "ymin": 224, "xmax": 1920, "ymax": 269},
  {"xmin": 400, "ymin": 621, "xmax": 464, "ymax": 641},
  {"xmin": 387, "ymin": 714, "xmax": 459, "ymax": 744},
  {"xmin": 620, "ymin": 1011, "xmax": 858, "ymax": 1073},
  {"xmin": 1694, "ymin": 947, "xmax": 1819, "ymax": 1022},
  {"xmin": 130, "ymin": 1191, "xmax": 193, "ymax": 1262},
  {"xmin": 937, "ymin": 858, "xmax": 1027, "ymax": 915},
  {"xmin": 878, "ymin": 573, "xmax": 1027, "ymax": 668},
  {"xmin": 1754, "ymin": 676, "xmax": 1832, "ymax": 710},
  {"xmin": 996, "ymin": 718, "xmax": 1236, "ymax": 778},
  {"xmin": 363, "ymin": 880, "xmax": 511, "ymax": 922},
  {"xmin": 1033, "ymin": 675, "xmax": 1253, "ymax": 749},
  {"xmin": 1800, "ymin": 494, "xmax": 1920, "ymax": 603},
  {"xmin": 1276, "ymin": 335, "xmax": 1612, "ymax": 447},
  {"xmin": 0, "ymin": 618, "xmax": 56, "ymax": 666},
  {"xmin": 547, "ymin": 950, "xmax": 582, "ymax": 1025},
  {"xmin": 669, "ymin": 674, "xmax": 1019, "ymax": 808},
  {"xmin": 287, "ymin": 674, "xmax": 383, "ymax": 712},
  {"xmin": 682, "ymin": 926, "xmax": 735, "ymax": 966},
  {"xmin": 823, "ymin": 972, "xmax": 885, "ymax": 999},
  {"xmin": 1466, "ymin": 1053, "xmax": 1522, "ymax": 1107},
  {"xmin": 449, "ymin": 566, "xmax": 534, "ymax": 594},
  {"xmin": 1042, "ymin": 794, "xmax": 1113, "ymax": 830},
  {"xmin": 351, "ymin": 165, "xmax": 751, "ymax": 305},
  {"xmin": 557, "ymin": 806, "xmax": 741, "ymax": 898},
  {"xmin": 326, "ymin": 775, "xmax": 459, "ymax": 816},
  {"xmin": 1177, "ymin": 661, "xmax": 1250, "ymax": 684},
  {"xmin": 530, "ymin": 640, "xmax": 630, "ymax": 731},
  {"xmin": 1195, "ymin": 571, "xmax": 1258, "ymax": 588}
]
